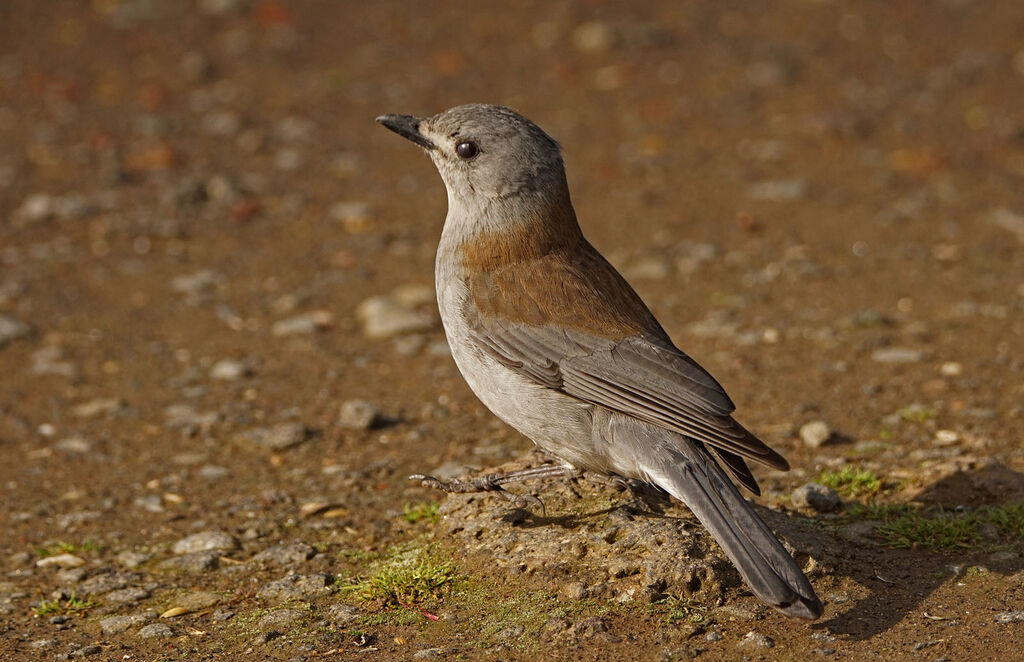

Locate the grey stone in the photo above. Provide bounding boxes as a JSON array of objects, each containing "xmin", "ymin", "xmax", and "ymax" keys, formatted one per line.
[
  {"xmin": 327, "ymin": 603, "xmax": 360, "ymax": 625},
  {"xmin": 0, "ymin": 314, "xmax": 32, "ymax": 347},
  {"xmin": 356, "ymin": 295, "xmax": 434, "ymax": 339},
  {"xmin": 36, "ymin": 554, "xmax": 85, "ymax": 568},
  {"xmin": 233, "ymin": 423, "xmax": 311, "ymax": 451},
  {"xmin": 212, "ymin": 609, "xmax": 235, "ymax": 621},
  {"xmin": 737, "ymin": 631, "xmax": 774, "ymax": 649},
  {"xmin": 337, "ymin": 399, "xmax": 381, "ymax": 430},
  {"xmin": 158, "ymin": 552, "xmax": 220, "ymax": 573},
  {"xmin": 792, "ymin": 483, "xmax": 842, "ymax": 512},
  {"xmin": 99, "ymin": 615, "xmax": 134, "ymax": 634},
  {"xmin": 871, "ymin": 347, "xmax": 924, "ymax": 363},
  {"xmin": 799, "ymin": 421, "xmax": 833, "ymax": 448},
  {"xmin": 71, "ymin": 645, "xmax": 101, "ymax": 657},
  {"xmin": 173, "ymin": 530, "xmax": 239, "ymax": 555},
  {"xmin": 71, "ymin": 398, "xmax": 123, "ymax": 418},
  {"xmin": 272, "ymin": 310, "xmax": 332, "ymax": 336},
  {"xmin": 116, "ymin": 551, "xmax": 151, "ymax": 569},
  {"xmin": 79, "ymin": 572, "xmax": 129, "ymax": 595},
  {"xmin": 29, "ymin": 639, "xmax": 56, "ymax": 649},
  {"xmin": 137, "ymin": 623, "xmax": 174, "ymax": 639},
  {"xmin": 995, "ymin": 611, "xmax": 1024, "ymax": 624},
  {"xmin": 210, "ymin": 359, "xmax": 250, "ymax": 380},
  {"xmin": 173, "ymin": 591, "xmax": 220, "ymax": 611},
  {"xmin": 706, "ymin": 631, "xmax": 723, "ymax": 642},
  {"xmin": 251, "ymin": 543, "xmax": 315, "ymax": 566},
  {"xmin": 258, "ymin": 608, "xmax": 307, "ymax": 630},
  {"xmin": 103, "ymin": 587, "xmax": 150, "ymax": 606},
  {"xmin": 257, "ymin": 573, "xmax": 332, "ymax": 604},
  {"xmin": 413, "ymin": 648, "xmax": 448, "ymax": 660},
  {"xmin": 745, "ymin": 178, "xmax": 806, "ymax": 202}
]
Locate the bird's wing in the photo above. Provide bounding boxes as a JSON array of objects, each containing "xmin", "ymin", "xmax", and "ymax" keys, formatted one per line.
[{"xmin": 463, "ymin": 240, "xmax": 788, "ymax": 492}]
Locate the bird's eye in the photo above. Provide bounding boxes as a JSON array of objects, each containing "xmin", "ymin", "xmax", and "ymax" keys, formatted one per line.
[{"xmin": 455, "ymin": 141, "xmax": 479, "ymax": 159}]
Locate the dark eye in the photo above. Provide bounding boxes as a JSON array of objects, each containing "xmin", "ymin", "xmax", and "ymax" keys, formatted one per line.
[{"xmin": 455, "ymin": 141, "xmax": 479, "ymax": 159}]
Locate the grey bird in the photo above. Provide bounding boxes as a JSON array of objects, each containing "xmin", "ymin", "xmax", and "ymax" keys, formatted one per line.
[{"xmin": 376, "ymin": 104, "xmax": 823, "ymax": 620}]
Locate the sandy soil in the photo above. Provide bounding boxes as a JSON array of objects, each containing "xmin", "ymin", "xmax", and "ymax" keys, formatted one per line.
[{"xmin": 1, "ymin": 1, "xmax": 1022, "ymax": 660}]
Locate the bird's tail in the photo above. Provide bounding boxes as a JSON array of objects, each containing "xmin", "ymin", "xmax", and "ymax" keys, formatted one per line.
[{"xmin": 609, "ymin": 417, "xmax": 823, "ymax": 620}]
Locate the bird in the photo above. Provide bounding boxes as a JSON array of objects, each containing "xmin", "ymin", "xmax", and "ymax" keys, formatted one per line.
[{"xmin": 376, "ymin": 104, "xmax": 823, "ymax": 620}]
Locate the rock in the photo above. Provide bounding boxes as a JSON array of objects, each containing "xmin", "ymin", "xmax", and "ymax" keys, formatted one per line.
[
  {"xmin": 257, "ymin": 573, "xmax": 332, "ymax": 604},
  {"xmin": 170, "ymin": 270, "xmax": 223, "ymax": 303},
  {"xmin": 71, "ymin": 645, "xmax": 102, "ymax": 657},
  {"xmin": 737, "ymin": 631, "xmax": 774, "ymax": 649},
  {"xmin": 210, "ymin": 359, "xmax": 250, "ymax": 380},
  {"xmin": 251, "ymin": 542, "xmax": 315, "ymax": 566},
  {"xmin": 799, "ymin": 421, "xmax": 833, "ymax": 448},
  {"xmin": 272, "ymin": 310, "xmax": 333, "ymax": 336},
  {"xmin": 173, "ymin": 530, "xmax": 239, "ymax": 555},
  {"xmin": 337, "ymin": 399, "xmax": 381, "ymax": 430},
  {"xmin": 212, "ymin": 609, "xmax": 235, "ymax": 621},
  {"xmin": 327, "ymin": 603, "xmax": 360, "ymax": 625},
  {"xmin": 792, "ymin": 483, "xmax": 842, "ymax": 512},
  {"xmin": 31, "ymin": 345, "xmax": 74, "ymax": 376},
  {"xmin": 171, "ymin": 591, "xmax": 220, "ymax": 612},
  {"xmin": 233, "ymin": 423, "xmax": 311, "ymax": 450},
  {"xmin": 413, "ymin": 648, "xmax": 448, "ymax": 659},
  {"xmin": 871, "ymin": 347, "xmax": 923, "ymax": 364},
  {"xmin": 79, "ymin": 572, "xmax": 129, "ymax": 595},
  {"xmin": 71, "ymin": 398, "xmax": 123, "ymax": 418},
  {"xmin": 99, "ymin": 615, "xmax": 134, "ymax": 634},
  {"xmin": 705, "ymin": 631, "xmax": 723, "ymax": 642},
  {"xmin": 103, "ymin": 587, "xmax": 150, "ymax": 606},
  {"xmin": 934, "ymin": 430, "xmax": 960, "ymax": 446},
  {"xmin": 137, "ymin": 623, "xmax": 174, "ymax": 639},
  {"xmin": 0, "ymin": 314, "xmax": 32, "ymax": 348},
  {"xmin": 28, "ymin": 639, "xmax": 55, "ymax": 650},
  {"xmin": 53, "ymin": 436, "xmax": 91, "ymax": 453},
  {"xmin": 356, "ymin": 294, "xmax": 435, "ymax": 339},
  {"xmin": 258, "ymin": 608, "xmax": 307, "ymax": 630},
  {"xmin": 995, "ymin": 611, "xmax": 1024, "ymax": 624},
  {"xmin": 158, "ymin": 552, "xmax": 220, "ymax": 573},
  {"xmin": 36, "ymin": 554, "xmax": 85, "ymax": 568}
]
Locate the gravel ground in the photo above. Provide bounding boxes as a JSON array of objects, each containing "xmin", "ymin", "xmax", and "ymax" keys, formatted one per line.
[{"xmin": 1, "ymin": 1, "xmax": 1023, "ymax": 660}]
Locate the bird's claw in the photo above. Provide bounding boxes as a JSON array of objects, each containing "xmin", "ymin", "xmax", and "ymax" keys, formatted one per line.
[{"xmin": 409, "ymin": 473, "xmax": 545, "ymax": 515}]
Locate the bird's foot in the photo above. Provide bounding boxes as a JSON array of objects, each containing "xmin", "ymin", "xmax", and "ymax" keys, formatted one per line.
[{"xmin": 410, "ymin": 472, "xmax": 546, "ymax": 515}]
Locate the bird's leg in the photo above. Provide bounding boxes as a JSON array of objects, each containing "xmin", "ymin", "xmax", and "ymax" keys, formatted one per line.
[
  {"xmin": 410, "ymin": 464, "xmax": 573, "ymax": 513},
  {"xmin": 581, "ymin": 472, "xmax": 668, "ymax": 514}
]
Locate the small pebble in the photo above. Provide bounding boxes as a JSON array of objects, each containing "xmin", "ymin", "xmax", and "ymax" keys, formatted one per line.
[
  {"xmin": 871, "ymin": 347, "xmax": 923, "ymax": 363},
  {"xmin": 137, "ymin": 623, "xmax": 174, "ymax": 639},
  {"xmin": 737, "ymin": 631, "xmax": 774, "ymax": 649},
  {"xmin": 799, "ymin": 421, "xmax": 833, "ymax": 448},
  {"xmin": 210, "ymin": 358, "xmax": 250, "ymax": 380},
  {"xmin": 338, "ymin": 399, "xmax": 381, "ymax": 430},
  {"xmin": 792, "ymin": 482, "xmax": 842, "ymax": 512},
  {"xmin": 0, "ymin": 314, "xmax": 32, "ymax": 347},
  {"xmin": 995, "ymin": 611, "xmax": 1024, "ymax": 624},
  {"xmin": 173, "ymin": 530, "xmax": 239, "ymax": 555}
]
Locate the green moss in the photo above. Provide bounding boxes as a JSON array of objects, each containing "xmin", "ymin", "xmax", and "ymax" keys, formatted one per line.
[
  {"xmin": 650, "ymin": 595, "xmax": 709, "ymax": 625},
  {"xmin": 402, "ymin": 501, "xmax": 441, "ymax": 525},
  {"xmin": 342, "ymin": 544, "xmax": 455, "ymax": 608},
  {"xmin": 35, "ymin": 540, "xmax": 101, "ymax": 557},
  {"xmin": 876, "ymin": 510, "xmax": 981, "ymax": 550},
  {"xmin": 898, "ymin": 405, "xmax": 937, "ymax": 423},
  {"xmin": 817, "ymin": 466, "xmax": 881, "ymax": 497}
]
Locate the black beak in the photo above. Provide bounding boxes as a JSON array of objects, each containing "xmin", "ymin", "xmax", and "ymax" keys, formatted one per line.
[{"xmin": 376, "ymin": 114, "xmax": 436, "ymax": 151}]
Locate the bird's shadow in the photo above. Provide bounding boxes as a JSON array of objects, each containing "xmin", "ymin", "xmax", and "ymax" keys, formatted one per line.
[{"xmin": 476, "ymin": 462, "xmax": 1024, "ymax": 640}]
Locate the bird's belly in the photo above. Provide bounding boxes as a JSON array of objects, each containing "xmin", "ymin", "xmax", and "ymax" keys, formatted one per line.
[{"xmin": 436, "ymin": 279, "xmax": 607, "ymax": 472}]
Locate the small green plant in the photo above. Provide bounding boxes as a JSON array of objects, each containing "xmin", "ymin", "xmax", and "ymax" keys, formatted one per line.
[
  {"xmin": 876, "ymin": 509, "xmax": 981, "ymax": 550},
  {"xmin": 651, "ymin": 596, "xmax": 708, "ymax": 625},
  {"xmin": 35, "ymin": 540, "xmax": 101, "ymax": 557},
  {"xmin": 817, "ymin": 466, "xmax": 881, "ymax": 497},
  {"xmin": 402, "ymin": 501, "xmax": 441, "ymax": 525},
  {"xmin": 985, "ymin": 502, "xmax": 1024, "ymax": 540},
  {"xmin": 32, "ymin": 590, "xmax": 97, "ymax": 617},
  {"xmin": 898, "ymin": 405, "xmax": 937, "ymax": 423},
  {"xmin": 342, "ymin": 545, "xmax": 455, "ymax": 608}
]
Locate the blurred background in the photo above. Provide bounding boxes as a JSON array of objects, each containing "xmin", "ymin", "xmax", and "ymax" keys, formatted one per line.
[{"xmin": 1, "ymin": 0, "xmax": 1022, "ymax": 658}]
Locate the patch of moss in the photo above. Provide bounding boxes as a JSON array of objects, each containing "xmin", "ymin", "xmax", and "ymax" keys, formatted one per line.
[
  {"xmin": 876, "ymin": 510, "xmax": 981, "ymax": 550},
  {"xmin": 650, "ymin": 595, "xmax": 709, "ymax": 625},
  {"xmin": 817, "ymin": 466, "xmax": 881, "ymax": 497},
  {"xmin": 898, "ymin": 405, "xmax": 937, "ymax": 423},
  {"xmin": 402, "ymin": 501, "xmax": 441, "ymax": 525},
  {"xmin": 342, "ymin": 544, "xmax": 455, "ymax": 608},
  {"xmin": 35, "ymin": 540, "xmax": 101, "ymax": 557}
]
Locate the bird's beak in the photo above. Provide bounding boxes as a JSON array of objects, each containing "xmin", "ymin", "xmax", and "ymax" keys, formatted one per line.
[{"xmin": 375, "ymin": 114, "xmax": 436, "ymax": 151}]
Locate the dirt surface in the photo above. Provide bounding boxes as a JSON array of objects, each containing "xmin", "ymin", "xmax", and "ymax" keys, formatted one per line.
[{"xmin": 1, "ymin": 1, "xmax": 1023, "ymax": 660}]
